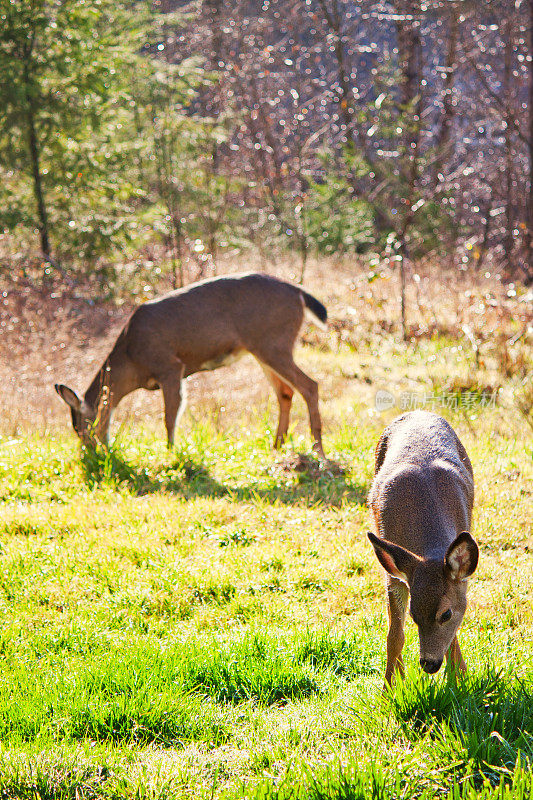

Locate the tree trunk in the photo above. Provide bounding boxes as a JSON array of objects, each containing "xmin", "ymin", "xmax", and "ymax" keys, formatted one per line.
[
  {"xmin": 504, "ymin": 16, "xmax": 514, "ymax": 274},
  {"xmin": 396, "ymin": 0, "xmax": 423, "ymax": 184},
  {"xmin": 205, "ymin": 0, "xmax": 223, "ymax": 172},
  {"xmin": 527, "ymin": 0, "xmax": 533, "ymax": 281},
  {"xmin": 317, "ymin": 0, "xmax": 354, "ymax": 148},
  {"xmin": 395, "ymin": 0, "xmax": 422, "ymax": 340},
  {"xmin": 476, "ymin": 199, "xmax": 493, "ymax": 272},
  {"xmin": 399, "ymin": 240, "xmax": 407, "ymax": 341},
  {"xmin": 205, "ymin": 0, "xmax": 223, "ymax": 71},
  {"xmin": 26, "ymin": 98, "xmax": 51, "ymax": 260},
  {"xmin": 396, "ymin": 0, "xmax": 422, "ymax": 107},
  {"xmin": 433, "ymin": 2, "xmax": 457, "ymax": 187}
]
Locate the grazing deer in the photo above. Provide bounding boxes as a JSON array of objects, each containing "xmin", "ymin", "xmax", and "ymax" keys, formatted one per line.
[
  {"xmin": 55, "ymin": 272, "xmax": 327, "ymax": 455},
  {"xmin": 367, "ymin": 411, "xmax": 478, "ymax": 686}
]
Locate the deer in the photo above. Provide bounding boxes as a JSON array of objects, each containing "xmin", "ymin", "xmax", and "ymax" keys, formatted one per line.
[
  {"xmin": 367, "ymin": 410, "xmax": 478, "ymax": 687},
  {"xmin": 54, "ymin": 272, "xmax": 327, "ymax": 456}
]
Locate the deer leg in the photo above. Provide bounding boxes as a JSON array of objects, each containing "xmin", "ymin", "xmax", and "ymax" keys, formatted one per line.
[
  {"xmin": 384, "ymin": 579, "xmax": 408, "ymax": 687},
  {"xmin": 446, "ymin": 635, "xmax": 467, "ymax": 677},
  {"xmin": 254, "ymin": 352, "xmax": 324, "ymax": 457},
  {"xmin": 260, "ymin": 365, "xmax": 294, "ymax": 448},
  {"xmin": 161, "ymin": 379, "xmax": 184, "ymax": 448},
  {"xmin": 153, "ymin": 360, "xmax": 185, "ymax": 448}
]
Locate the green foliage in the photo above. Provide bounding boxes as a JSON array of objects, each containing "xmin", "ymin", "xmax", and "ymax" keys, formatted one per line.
[
  {"xmin": 0, "ymin": 0, "xmax": 217, "ymax": 269},
  {"xmin": 312, "ymin": 68, "xmax": 455, "ymax": 261},
  {"xmin": 304, "ymin": 150, "xmax": 374, "ymax": 255},
  {"xmin": 363, "ymin": 73, "xmax": 455, "ymax": 257},
  {"xmin": 0, "ymin": 0, "xmax": 142, "ymax": 260}
]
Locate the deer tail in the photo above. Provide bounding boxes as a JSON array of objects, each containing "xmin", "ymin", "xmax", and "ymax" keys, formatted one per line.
[{"xmin": 300, "ymin": 290, "xmax": 327, "ymax": 329}]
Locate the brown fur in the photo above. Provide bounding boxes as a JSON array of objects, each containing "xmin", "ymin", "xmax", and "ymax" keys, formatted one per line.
[
  {"xmin": 368, "ymin": 411, "xmax": 478, "ymax": 686},
  {"xmin": 54, "ymin": 273, "xmax": 327, "ymax": 455}
]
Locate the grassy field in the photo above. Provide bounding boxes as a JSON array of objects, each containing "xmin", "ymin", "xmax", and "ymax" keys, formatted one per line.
[{"xmin": 0, "ymin": 264, "xmax": 532, "ymax": 798}]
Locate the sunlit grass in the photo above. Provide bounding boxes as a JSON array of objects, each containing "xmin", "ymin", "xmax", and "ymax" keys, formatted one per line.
[{"xmin": 0, "ymin": 328, "xmax": 531, "ymax": 797}]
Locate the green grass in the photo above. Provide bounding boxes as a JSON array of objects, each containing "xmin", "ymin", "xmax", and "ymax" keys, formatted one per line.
[
  {"xmin": 390, "ymin": 670, "xmax": 533, "ymax": 783},
  {"xmin": 0, "ymin": 628, "xmax": 383, "ymax": 751},
  {"xmin": 0, "ymin": 330, "xmax": 531, "ymax": 798}
]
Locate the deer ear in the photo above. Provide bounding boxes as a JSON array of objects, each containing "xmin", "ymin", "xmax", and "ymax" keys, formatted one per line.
[
  {"xmin": 445, "ymin": 532, "xmax": 479, "ymax": 582},
  {"xmin": 55, "ymin": 384, "xmax": 81, "ymax": 412},
  {"xmin": 367, "ymin": 532, "xmax": 420, "ymax": 585}
]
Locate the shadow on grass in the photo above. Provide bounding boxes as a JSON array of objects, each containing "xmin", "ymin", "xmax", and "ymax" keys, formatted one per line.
[
  {"xmin": 389, "ymin": 669, "xmax": 533, "ymax": 787},
  {"xmin": 80, "ymin": 445, "xmax": 368, "ymax": 507}
]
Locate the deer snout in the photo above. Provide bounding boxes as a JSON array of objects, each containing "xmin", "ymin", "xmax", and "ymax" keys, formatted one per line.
[{"xmin": 419, "ymin": 657, "xmax": 443, "ymax": 674}]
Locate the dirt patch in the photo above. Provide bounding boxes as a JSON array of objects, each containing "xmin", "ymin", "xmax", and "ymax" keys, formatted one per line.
[{"xmin": 271, "ymin": 453, "xmax": 347, "ymax": 478}]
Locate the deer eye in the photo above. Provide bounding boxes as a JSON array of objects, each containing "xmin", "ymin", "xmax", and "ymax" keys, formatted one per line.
[{"xmin": 439, "ymin": 609, "xmax": 452, "ymax": 624}]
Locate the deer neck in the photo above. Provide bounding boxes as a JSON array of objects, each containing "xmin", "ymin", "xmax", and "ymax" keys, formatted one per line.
[
  {"xmin": 83, "ymin": 361, "xmax": 113, "ymax": 441},
  {"xmin": 404, "ymin": 506, "xmax": 460, "ymax": 563}
]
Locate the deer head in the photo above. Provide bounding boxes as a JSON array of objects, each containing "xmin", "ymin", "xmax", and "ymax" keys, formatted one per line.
[
  {"xmin": 368, "ymin": 531, "xmax": 479, "ymax": 674},
  {"xmin": 54, "ymin": 384, "xmax": 100, "ymax": 444}
]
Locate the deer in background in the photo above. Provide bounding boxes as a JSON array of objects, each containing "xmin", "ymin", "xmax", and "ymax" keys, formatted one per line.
[
  {"xmin": 367, "ymin": 410, "xmax": 479, "ymax": 686},
  {"xmin": 55, "ymin": 272, "xmax": 327, "ymax": 456}
]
